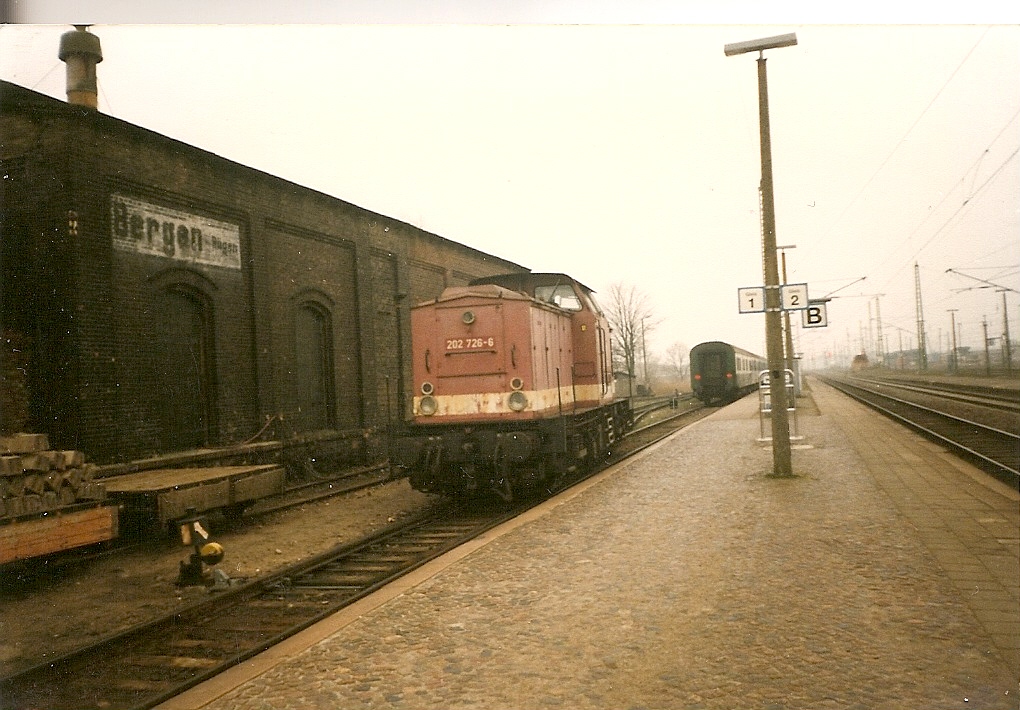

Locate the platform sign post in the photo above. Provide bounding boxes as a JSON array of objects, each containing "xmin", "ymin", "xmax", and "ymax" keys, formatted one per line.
[{"xmin": 725, "ymin": 31, "xmax": 798, "ymax": 476}]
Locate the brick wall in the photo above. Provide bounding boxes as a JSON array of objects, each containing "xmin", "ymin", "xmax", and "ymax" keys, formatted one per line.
[
  {"xmin": 261, "ymin": 222, "xmax": 361, "ymax": 433},
  {"xmin": 1, "ymin": 81, "xmax": 527, "ymax": 465},
  {"xmin": 370, "ymin": 248, "xmax": 403, "ymax": 427}
]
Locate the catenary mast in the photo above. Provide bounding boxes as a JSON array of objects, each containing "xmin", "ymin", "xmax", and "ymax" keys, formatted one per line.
[{"xmin": 914, "ymin": 263, "xmax": 928, "ymax": 371}]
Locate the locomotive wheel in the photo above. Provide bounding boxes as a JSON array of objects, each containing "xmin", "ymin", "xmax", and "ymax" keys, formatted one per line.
[
  {"xmin": 490, "ymin": 443, "xmax": 514, "ymax": 503},
  {"xmin": 545, "ymin": 455, "xmax": 571, "ymax": 493},
  {"xmin": 585, "ymin": 430, "xmax": 601, "ymax": 472},
  {"xmin": 492, "ymin": 475, "xmax": 514, "ymax": 504}
]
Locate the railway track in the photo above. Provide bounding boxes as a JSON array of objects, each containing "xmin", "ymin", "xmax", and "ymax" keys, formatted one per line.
[
  {"xmin": 846, "ymin": 374, "xmax": 1020, "ymax": 414},
  {"xmin": 630, "ymin": 393, "xmax": 698, "ymax": 424},
  {"xmin": 0, "ymin": 505, "xmax": 502, "ymax": 710},
  {"xmin": 818, "ymin": 374, "xmax": 1020, "ymax": 487},
  {"xmin": 243, "ymin": 462, "xmax": 392, "ymax": 518},
  {"xmin": 0, "ymin": 402, "xmax": 706, "ymax": 710}
]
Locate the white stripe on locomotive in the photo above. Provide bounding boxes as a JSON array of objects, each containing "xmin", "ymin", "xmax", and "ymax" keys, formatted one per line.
[{"xmin": 413, "ymin": 382, "xmax": 611, "ymax": 417}]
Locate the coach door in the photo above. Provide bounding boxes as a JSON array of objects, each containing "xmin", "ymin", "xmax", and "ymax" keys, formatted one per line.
[
  {"xmin": 700, "ymin": 350, "xmax": 726, "ymax": 379},
  {"xmin": 154, "ymin": 289, "xmax": 217, "ymax": 451}
]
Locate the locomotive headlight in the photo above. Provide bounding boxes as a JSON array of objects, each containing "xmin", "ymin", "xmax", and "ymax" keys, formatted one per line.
[
  {"xmin": 507, "ymin": 390, "xmax": 528, "ymax": 411},
  {"xmin": 510, "ymin": 377, "xmax": 524, "ymax": 391},
  {"xmin": 421, "ymin": 381, "xmax": 434, "ymax": 395},
  {"xmin": 419, "ymin": 395, "xmax": 438, "ymax": 415},
  {"xmin": 461, "ymin": 310, "xmax": 475, "ymax": 324}
]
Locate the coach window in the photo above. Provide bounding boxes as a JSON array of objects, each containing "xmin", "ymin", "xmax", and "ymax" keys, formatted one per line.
[{"xmin": 295, "ymin": 302, "xmax": 337, "ymax": 430}]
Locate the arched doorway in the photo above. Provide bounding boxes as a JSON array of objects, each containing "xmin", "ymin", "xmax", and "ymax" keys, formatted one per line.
[
  {"xmin": 295, "ymin": 302, "xmax": 336, "ymax": 430},
  {"xmin": 154, "ymin": 288, "xmax": 217, "ymax": 450}
]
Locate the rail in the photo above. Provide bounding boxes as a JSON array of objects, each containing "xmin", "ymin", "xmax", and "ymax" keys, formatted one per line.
[
  {"xmin": 630, "ymin": 393, "xmax": 696, "ymax": 425},
  {"xmin": 845, "ymin": 375, "xmax": 1020, "ymax": 414}
]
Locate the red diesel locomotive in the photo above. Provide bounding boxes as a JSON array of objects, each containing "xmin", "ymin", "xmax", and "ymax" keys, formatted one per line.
[{"xmin": 390, "ymin": 273, "xmax": 632, "ymax": 500}]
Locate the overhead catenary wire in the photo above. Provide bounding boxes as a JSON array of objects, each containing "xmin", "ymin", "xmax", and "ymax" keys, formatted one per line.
[
  {"xmin": 813, "ymin": 28, "xmax": 1019, "ymax": 354},
  {"xmin": 867, "ymin": 107, "xmax": 1020, "ymax": 287},
  {"xmin": 834, "ymin": 121, "xmax": 1020, "ymax": 351},
  {"xmin": 883, "ymin": 145, "xmax": 1020, "ymax": 291},
  {"xmin": 819, "ymin": 26, "xmax": 994, "ymax": 243}
]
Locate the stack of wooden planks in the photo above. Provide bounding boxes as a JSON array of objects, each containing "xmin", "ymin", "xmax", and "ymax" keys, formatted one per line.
[
  {"xmin": 1, "ymin": 433, "xmax": 118, "ymax": 565},
  {"xmin": 1, "ymin": 433, "xmax": 108, "ymax": 519}
]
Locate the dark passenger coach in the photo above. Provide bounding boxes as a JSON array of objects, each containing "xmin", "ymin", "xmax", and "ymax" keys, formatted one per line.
[{"xmin": 689, "ymin": 341, "xmax": 766, "ymax": 405}]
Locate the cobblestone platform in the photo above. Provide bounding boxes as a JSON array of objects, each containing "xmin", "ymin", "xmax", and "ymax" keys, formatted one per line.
[{"xmin": 162, "ymin": 378, "xmax": 1019, "ymax": 710}]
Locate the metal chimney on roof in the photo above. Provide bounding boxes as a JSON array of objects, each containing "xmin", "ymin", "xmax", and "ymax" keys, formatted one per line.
[{"xmin": 58, "ymin": 25, "xmax": 103, "ymax": 109}]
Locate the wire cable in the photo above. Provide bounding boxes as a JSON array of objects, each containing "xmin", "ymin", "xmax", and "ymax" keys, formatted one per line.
[
  {"xmin": 869, "ymin": 110, "xmax": 1020, "ymax": 292},
  {"xmin": 899, "ymin": 145, "xmax": 1019, "ymax": 275},
  {"xmin": 820, "ymin": 27, "xmax": 994, "ymax": 241}
]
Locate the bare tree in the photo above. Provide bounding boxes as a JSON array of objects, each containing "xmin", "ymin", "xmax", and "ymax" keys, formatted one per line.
[
  {"xmin": 664, "ymin": 341, "xmax": 689, "ymax": 381},
  {"xmin": 604, "ymin": 282, "xmax": 659, "ymax": 395}
]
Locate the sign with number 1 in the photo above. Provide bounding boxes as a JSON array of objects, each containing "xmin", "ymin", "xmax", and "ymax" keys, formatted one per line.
[{"xmin": 738, "ymin": 286, "xmax": 766, "ymax": 313}]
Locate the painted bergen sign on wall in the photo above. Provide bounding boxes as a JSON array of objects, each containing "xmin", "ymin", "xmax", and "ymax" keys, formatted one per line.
[{"xmin": 110, "ymin": 194, "xmax": 241, "ymax": 270}]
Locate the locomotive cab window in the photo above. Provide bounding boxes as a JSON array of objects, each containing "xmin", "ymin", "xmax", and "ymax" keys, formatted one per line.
[{"xmin": 535, "ymin": 284, "xmax": 581, "ymax": 311}]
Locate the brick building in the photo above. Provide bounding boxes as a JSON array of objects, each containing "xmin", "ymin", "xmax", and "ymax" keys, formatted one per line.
[{"xmin": 0, "ymin": 79, "xmax": 525, "ymax": 466}]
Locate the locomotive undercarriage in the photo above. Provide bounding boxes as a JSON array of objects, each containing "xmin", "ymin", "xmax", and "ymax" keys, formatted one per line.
[
  {"xmin": 392, "ymin": 402, "xmax": 631, "ymax": 502},
  {"xmin": 698, "ymin": 381, "xmax": 756, "ymax": 406}
]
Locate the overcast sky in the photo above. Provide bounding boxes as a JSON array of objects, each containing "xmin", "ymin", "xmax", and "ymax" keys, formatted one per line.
[{"xmin": 2, "ymin": 3, "xmax": 1018, "ymax": 368}]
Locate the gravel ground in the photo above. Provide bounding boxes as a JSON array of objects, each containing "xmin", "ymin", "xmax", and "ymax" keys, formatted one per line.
[
  {"xmin": 0, "ymin": 405, "xmax": 692, "ymax": 680},
  {"xmin": 0, "ymin": 478, "xmax": 440, "ymax": 677}
]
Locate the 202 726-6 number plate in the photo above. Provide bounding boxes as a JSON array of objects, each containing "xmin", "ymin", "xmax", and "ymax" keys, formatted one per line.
[{"xmin": 446, "ymin": 337, "xmax": 495, "ymax": 350}]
